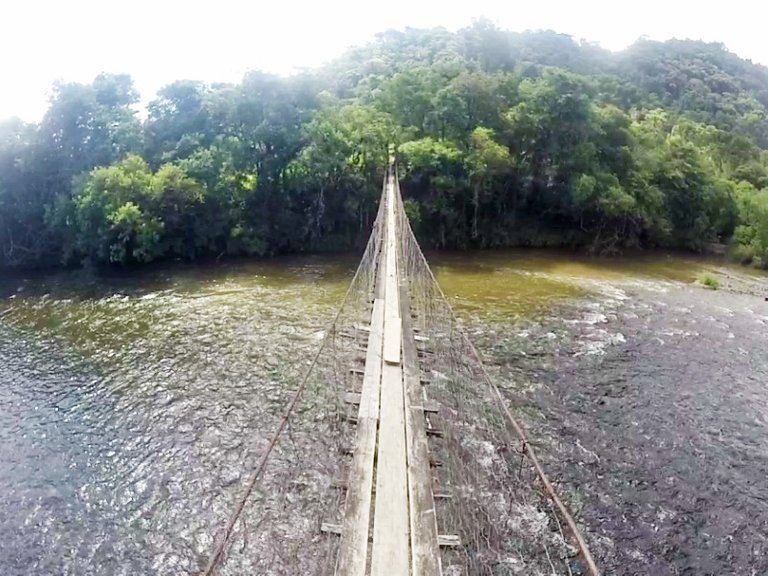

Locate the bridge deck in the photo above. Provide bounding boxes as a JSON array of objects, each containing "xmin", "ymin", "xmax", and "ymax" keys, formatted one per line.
[{"xmin": 336, "ymin": 171, "xmax": 441, "ymax": 576}]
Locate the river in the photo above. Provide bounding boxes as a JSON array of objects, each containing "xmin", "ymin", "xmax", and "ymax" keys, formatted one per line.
[{"xmin": 1, "ymin": 250, "xmax": 766, "ymax": 575}]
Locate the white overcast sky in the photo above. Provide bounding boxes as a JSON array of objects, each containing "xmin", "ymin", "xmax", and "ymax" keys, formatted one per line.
[{"xmin": 2, "ymin": 0, "xmax": 767, "ymax": 122}]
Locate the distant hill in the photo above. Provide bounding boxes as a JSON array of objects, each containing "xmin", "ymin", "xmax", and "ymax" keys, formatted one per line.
[
  {"xmin": 2, "ymin": 22, "xmax": 768, "ymax": 269},
  {"xmin": 331, "ymin": 26, "xmax": 768, "ymax": 148}
]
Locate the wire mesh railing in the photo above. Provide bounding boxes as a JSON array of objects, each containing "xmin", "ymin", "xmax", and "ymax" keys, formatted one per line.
[
  {"xmin": 393, "ymin": 166, "xmax": 598, "ymax": 575},
  {"xmin": 201, "ymin": 176, "xmax": 387, "ymax": 576},
  {"xmin": 202, "ymin": 164, "xmax": 598, "ymax": 576}
]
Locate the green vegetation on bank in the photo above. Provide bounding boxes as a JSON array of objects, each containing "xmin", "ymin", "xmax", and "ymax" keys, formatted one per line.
[
  {"xmin": 3, "ymin": 22, "xmax": 768, "ymax": 270},
  {"xmin": 697, "ymin": 272, "xmax": 720, "ymax": 290}
]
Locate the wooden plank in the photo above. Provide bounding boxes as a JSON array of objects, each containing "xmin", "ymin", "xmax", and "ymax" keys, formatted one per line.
[
  {"xmin": 438, "ymin": 535, "xmax": 461, "ymax": 548},
  {"xmin": 340, "ymin": 330, "xmax": 369, "ymax": 341},
  {"xmin": 346, "ymin": 416, "xmax": 444, "ymax": 430},
  {"xmin": 359, "ymin": 299, "xmax": 384, "ymax": 419},
  {"xmin": 383, "ymin": 317, "xmax": 402, "ymax": 365},
  {"xmin": 384, "ymin": 267, "xmax": 400, "ymax": 320},
  {"xmin": 382, "ymin": 208, "xmax": 402, "ymax": 363},
  {"xmin": 371, "ymin": 174, "xmax": 409, "ymax": 576},
  {"xmin": 373, "ymin": 196, "xmax": 387, "ymax": 301},
  {"xmin": 371, "ymin": 362, "xmax": 409, "ymax": 575},
  {"xmin": 385, "ymin": 271, "xmax": 399, "ymax": 319},
  {"xmin": 400, "ymin": 281, "xmax": 442, "ymax": 576},
  {"xmin": 344, "ymin": 392, "xmax": 362, "ymax": 405},
  {"xmin": 322, "ymin": 522, "xmax": 342, "ymax": 535},
  {"xmin": 327, "ymin": 523, "xmax": 459, "ymax": 550},
  {"xmin": 346, "ymin": 392, "xmax": 438, "ymax": 414},
  {"xmin": 336, "ymin": 297, "xmax": 385, "ymax": 576},
  {"xmin": 383, "ymin": 180, "xmax": 400, "ymax": 323},
  {"xmin": 423, "ymin": 401, "xmax": 440, "ymax": 414}
]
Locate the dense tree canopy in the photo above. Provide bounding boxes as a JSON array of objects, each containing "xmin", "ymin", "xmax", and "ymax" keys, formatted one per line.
[{"xmin": 3, "ymin": 22, "xmax": 768, "ymax": 269}]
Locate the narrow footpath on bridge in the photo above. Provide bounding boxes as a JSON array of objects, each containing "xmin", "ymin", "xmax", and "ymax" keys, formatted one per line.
[{"xmin": 332, "ymin": 168, "xmax": 443, "ymax": 575}]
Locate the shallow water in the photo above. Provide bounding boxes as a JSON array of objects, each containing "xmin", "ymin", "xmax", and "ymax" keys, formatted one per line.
[
  {"xmin": 431, "ymin": 248, "xmax": 718, "ymax": 321},
  {"xmin": 434, "ymin": 250, "xmax": 768, "ymax": 575},
  {"xmin": 0, "ymin": 256, "xmax": 352, "ymax": 574},
  {"xmin": 546, "ymin": 285, "xmax": 768, "ymax": 574},
  {"xmin": 0, "ymin": 249, "xmax": 764, "ymax": 574}
]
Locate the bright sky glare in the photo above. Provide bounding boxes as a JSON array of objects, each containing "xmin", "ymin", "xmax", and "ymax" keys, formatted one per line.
[{"xmin": 2, "ymin": 0, "xmax": 767, "ymax": 122}]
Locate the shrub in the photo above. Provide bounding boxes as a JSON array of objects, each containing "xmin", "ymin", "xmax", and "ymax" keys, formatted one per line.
[
  {"xmin": 729, "ymin": 242, "xmax": 755, "ymax": 265},
  {"xmin": 697, "ymin": 272, "xmax": 720, "ymax": 289}
]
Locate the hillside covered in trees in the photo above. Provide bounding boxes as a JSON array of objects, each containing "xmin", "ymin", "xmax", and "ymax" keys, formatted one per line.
[{"xmin": 2, "ymin": 21, "xmax": 768, "ymax": 270}]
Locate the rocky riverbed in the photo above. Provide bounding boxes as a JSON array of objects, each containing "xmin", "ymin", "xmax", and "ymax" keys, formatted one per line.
[{"xmin": 455, "ymin": 262, "xmax": 768, "ymax": 575}]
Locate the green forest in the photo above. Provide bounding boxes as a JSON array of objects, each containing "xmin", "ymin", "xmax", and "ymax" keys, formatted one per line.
[{"xmin": 3, "ymin": 21, "xmax": 768, "ymax": 270}]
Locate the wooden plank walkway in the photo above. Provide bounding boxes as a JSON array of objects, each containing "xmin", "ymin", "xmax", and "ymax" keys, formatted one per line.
[
  {"xmin": 335, "ymin": 299, "xmax": 384, "ymax": 575},
  {"xmin": 401, "ymin": 281, "xmax": 442, "ymax": 576},
  {"xmin": 371, "ymin": 173, "xmax": 409, "ymax": 575},
  {"xmin": 336, "ymin": 170, "xmax": 442, "ymax": 576}
]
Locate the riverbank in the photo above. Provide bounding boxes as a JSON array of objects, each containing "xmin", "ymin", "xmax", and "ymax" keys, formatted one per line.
[{"xmin": 2, "ymin": 244, "xmax": 765, "ymax": 286}]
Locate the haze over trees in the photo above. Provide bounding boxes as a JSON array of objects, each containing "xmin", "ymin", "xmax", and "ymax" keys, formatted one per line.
[{"xmin": 2, "ymin": 21, "xmax": 768, "ymax": 269}]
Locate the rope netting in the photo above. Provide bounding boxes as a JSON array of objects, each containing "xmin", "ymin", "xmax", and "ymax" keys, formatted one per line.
[
  {"xmin": 202, "ymin": 166, "xmax": 597, "ymax": 575},
  {"xmin": 393, "ymin": 168, "xmax": 597, "ymax": 575},
  {"xmin": 201, "ymin": 179, "xmax": 387, "ymax": 575}
]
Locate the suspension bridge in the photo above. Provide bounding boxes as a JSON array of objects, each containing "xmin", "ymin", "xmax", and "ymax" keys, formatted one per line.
[{"xmin": 201, "ymin": 165, "xmax": 600, "ymax": 576}]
